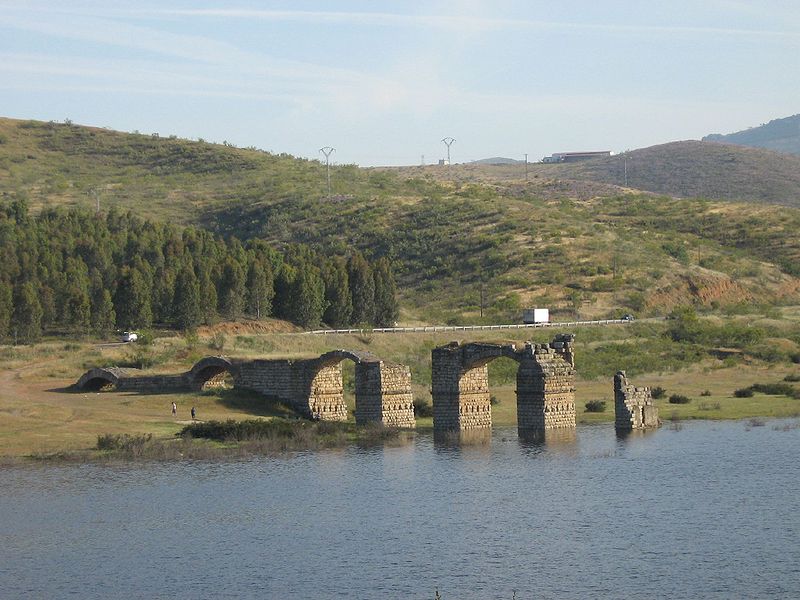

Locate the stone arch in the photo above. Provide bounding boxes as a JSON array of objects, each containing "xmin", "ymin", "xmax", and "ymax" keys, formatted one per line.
[
  {"xmin": 432, "ymin": 342, "xmax": 523, "ymax": 431},
  {"xmin": 432, "ymin": 336, "xmax": 577, "ymax": 433},
  {"xmin": 300, "ymin": 350, "xmax": 415, "ymax": 427},
  {"xmin": 76, "ymin": 367, "xmax": 126, "ymax": 391},
  {"xmin": 188, "ymin": 356, "xmax": 239, "ymax": 391}
]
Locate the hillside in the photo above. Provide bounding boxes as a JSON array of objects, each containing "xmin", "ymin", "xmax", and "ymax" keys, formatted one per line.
[
  {"xmin": 1, "ymin": 117, "xmax": 800, "ymax": 324},
  {"xmin": 393, "ymin": 141, "xmax": 800, "ymax": 207},
  {"xmin": 704, "ymin": 114, "xmax": 800, "ymax": 156}
]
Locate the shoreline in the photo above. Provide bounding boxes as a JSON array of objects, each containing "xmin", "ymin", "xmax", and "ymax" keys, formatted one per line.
[{"xmin": 3, "ymin": 413, "xmax": 799, "ymax": 465}]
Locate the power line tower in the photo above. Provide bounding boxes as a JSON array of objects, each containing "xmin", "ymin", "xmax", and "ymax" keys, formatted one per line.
[
  {"xmin": 89, "ymin": 188, "xmax": 100, "ymax": 213},
  {"xmin": 441, "ymin": 137, "xmax": 455, "ymax": 166},
  {"xmin": 319, "ymin": 146, "xmax": 335, "ymax": 199}
]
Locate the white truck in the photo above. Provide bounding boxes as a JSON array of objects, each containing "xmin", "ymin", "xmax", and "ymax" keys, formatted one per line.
[{"xmin": 522, "ymin": 308, "xmax": 549, "ymax": 324}]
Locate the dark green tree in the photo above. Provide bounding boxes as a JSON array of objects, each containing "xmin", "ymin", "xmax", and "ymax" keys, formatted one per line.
[
  {"xmin": 245, "ymin": 257, "xmax": 274, "ymax": 319},
  {"xmin": 288, "ymin": 263, "xmax": 326, "ymax": 329},
  {"xmin": 348, "ymin": 252, "xmax": 375, "ymax": 325},
  {"xmin": 218, "ymin": 257, "xmax": 245, "ymax": 319},
  {"xmin": 172, "ymin": 264, "xmax": 201, "ymax": 330},
  {"xmin": 114, "ymin": 266, "xmax": 153, "ymax": 329},
  {"xmin": 372, "ymin": 257, "xmax": 399, "ymax": 327},
  {"xmin": 0, "ymin": 280, "xmax": 12, "ymax": 337},
  {"xmin": 322, "ymin": 257, "xmax": 352, "ymax": 328},
  {"xmin": 12, "ymin": 281, "xmax": 43, "ymax": 343}
]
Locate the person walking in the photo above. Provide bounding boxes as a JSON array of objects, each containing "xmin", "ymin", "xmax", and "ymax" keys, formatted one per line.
[
  {"xmin": 171, "ymin": 402, "xmax": 177, "ymax": 417},
  {"xmin": 191, "ymin": 406, "xmax": 196, "ymax": 420}
]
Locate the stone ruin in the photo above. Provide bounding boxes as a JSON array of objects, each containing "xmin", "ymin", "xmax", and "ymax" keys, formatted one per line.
[
  {"xmin": 431, "ymin": 334, "xmax": 576, "ymax": 433},
  {"xmin": 75, "ymin": 351, "xmax": 416, "ymax": 428},
  {"xmin": 614, "ymin": 370, "xmax": 660, "ymax": 431}
]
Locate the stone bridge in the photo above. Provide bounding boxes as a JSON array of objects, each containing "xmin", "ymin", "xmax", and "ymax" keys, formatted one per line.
[
  {"xmin": 75, "ymin": 351, "xmax": 415, "ymax": 428},
  {"xmin": 431, "ymin": 334, "xmax": 576, "ymax": 433}
]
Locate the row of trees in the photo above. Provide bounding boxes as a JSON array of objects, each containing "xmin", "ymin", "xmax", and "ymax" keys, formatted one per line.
[{"xmin": 0, "ymin": 201, "xmax": 399, "ymax": 342}]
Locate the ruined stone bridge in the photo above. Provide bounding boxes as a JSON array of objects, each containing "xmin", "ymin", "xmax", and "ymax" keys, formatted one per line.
[
  {"xmin": 432, "ymin": 334, "xmax": 577, "ymax": 433},
  {"xmin": 76, "ymin": 334, "xmax": 582, "ymax": 435},
  {"xmin": 76, "ymin": 350, "xmax": 416, "ymax": 428}
]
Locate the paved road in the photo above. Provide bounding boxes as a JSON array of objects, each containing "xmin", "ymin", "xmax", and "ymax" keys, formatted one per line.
[{"xmin": 305, "ymin": 318, "xmax": 640, "ymax": 336}]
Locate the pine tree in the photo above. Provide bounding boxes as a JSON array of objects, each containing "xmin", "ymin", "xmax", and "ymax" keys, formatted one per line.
[
  {"xmin": 0, "ymin": 279, "xmax": 12, "ymax": 338},
  {"xmin": 196, "ymin": 262, "xmax": 218, "ymax": 325},
  {"xmin": 218, "ymin": 257, "xmax": 245, "ymax": 319},
  {"xmin": 114, "ymin": 266, "xmax": 153, "ymax": 329},
  {"xmin": 322, "ymin": 258, "xmax": 352, "ymax": 328},
  {"xmin": 288, "ymin": 263, "xmax": 326, "ymax": 329},
  {"xmin": 348, "ymin": 252, "xmax": 375, "ymax": 325},
  {"xmin": 372, "ymin": 257, "xmax": 399, "ymax": 327},
  {"xmin": 89, "ymin": 269, "xmax": 115, "ymax": 334},
  {"xmin": 272, "ymin": 263, "xmax": 295, "ymax": 321},
  {"xmin": 12, "ymin": 281, "xmax": 43, "ymax": 343},
  {"xmin": 245, "ymin": 257, "xmax": 274, "ymax": 319},
  {"xmin": 172, "ymin": 264, "xmax": 201, "ymax": 330}
]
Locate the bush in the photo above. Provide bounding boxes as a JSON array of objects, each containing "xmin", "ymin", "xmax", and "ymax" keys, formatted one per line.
[
  {"xmin": 668, "ymin": 394, "xmax": 691, "ymax": 404},
  {"xmin": 97, "ymin": 433, "xmax": 152, "ymax": 454},
  {"xmin": 584, "ymin": 400, "xmax": 606, "ymax": 413},
  {"xmin": 751, "ymin": 382, "xmax": 800, "ymax": 398},
  {"xmin": 413, "ymin": 398, "xmax": 433, "ymax": 418},
  {"xmin": 651, "ymin": 386, "xmax": 666, "ymax": 399},
  {"xmin": 700, "ymin": 390, "xmax": 712, "ymax": 397},
  {"xmin": 209, "ymin": 332, "xmax": 226, "ymax": 351},
  {"xmin": 734, "ymin": 387, "xmax": 754, "ymax": 398},
  {"xmin": 784, "ymin": 374, "xmax": 800, "ymax": 382}
]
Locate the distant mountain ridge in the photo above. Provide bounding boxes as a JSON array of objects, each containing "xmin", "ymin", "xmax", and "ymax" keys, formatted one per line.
[
  {"xmin": 470, "ymin": 157, "xmax": 522, "ymax": 165},
  {"xmin": 703, "ymin": 114, "xmax": 800, "ymax": 155}
]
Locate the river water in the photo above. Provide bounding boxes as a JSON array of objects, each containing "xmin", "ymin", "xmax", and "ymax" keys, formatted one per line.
[{"xmin": 1, "ymin": 420, "xmax": 799, "ymax": 599}]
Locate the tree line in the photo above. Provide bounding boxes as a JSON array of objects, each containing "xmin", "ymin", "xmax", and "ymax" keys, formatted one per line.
[{"xmin": 0, "ymin": 200, "xmax": 399, "ymax": 342}]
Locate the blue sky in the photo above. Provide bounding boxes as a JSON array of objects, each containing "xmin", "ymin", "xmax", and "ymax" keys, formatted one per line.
[{"xmin": 2, "ymin": 0, "xmax": 799, "ymax": 165}]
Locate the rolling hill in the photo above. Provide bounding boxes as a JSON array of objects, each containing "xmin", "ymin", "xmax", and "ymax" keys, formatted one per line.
[
  {"xmin": 1, "ymin": 117, "xmax": 799, "ymax": 323},
  {"xmin": 391, "ymin": 141, "xmax": 800, "ymax": 207},
  {"xmin": 704, "ymin": 114, "xmax": 800, "ymax": 156}
]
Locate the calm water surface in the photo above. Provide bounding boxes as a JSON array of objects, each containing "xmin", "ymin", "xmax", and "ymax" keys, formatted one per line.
[{"xmin": 1, "ymin": 420, "xmax": 800, "ymax": 599}]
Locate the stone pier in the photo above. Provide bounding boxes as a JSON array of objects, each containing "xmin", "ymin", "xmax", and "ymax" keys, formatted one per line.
[{"xmin": 614, "ymin": 370, "xmax": 660, "ymax": 431}]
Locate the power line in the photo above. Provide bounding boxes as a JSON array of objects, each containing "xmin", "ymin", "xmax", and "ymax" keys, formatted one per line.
[
  {"xmin": 441, "ymin": 137, "xmax": 455, "ymax": 166},
  {"xmin": 319, "ymin": 146, "xmax": 335, "ymax": 199}
]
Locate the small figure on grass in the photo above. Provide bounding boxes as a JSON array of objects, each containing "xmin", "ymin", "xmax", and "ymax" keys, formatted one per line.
[
  {"xmin": 171, "ymin": 402, "xmax": 177, "ymax": 417},
  {"xmin": 191, "ymin": 406, "xmax": 196, "ymax": 420}
]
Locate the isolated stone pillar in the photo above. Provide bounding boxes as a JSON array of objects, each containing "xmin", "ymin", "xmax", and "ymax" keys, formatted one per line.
[{"xmin": 614, "ymin": 370, "xmax": 660, "ymax": 430}]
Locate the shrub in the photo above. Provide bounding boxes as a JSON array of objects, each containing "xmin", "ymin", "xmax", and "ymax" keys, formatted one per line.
[
  {"xmin": 698, "ymin": 402, "xmax": 721, "ymax": 411},
  {"xmin": 413, "ymin": 398, "xmax": 433, "ymax": 418},
  {"xmin": 668, "ymin": 394, "xmax": 691, "ymax": 404},
  {"xmin": 651, "ymin": 386, "xmax": 666, "ymax": 399},
  {"xmin": 700, "ymin": 390, "xmax": 712, "ymax": 397},
  {"xmin": 751, "ymin": 382, "xmax": 800, "ymax": 398},
  {"xmin": 97, "ymin": 433, "xmax": 152, "ymax": 454},
  {"xmin": 584, "ymin": 400, "xmax": 606, "ymax": 413},
  {"xmin": 734, "ymin": 387, "xmax": 754, "ymax": 398},
  {"xmin": 784, "ymin": 374, "xmax": 800, "ymax": 382},
  {"xmin": 209, "ymin": 332, "xmax": 226, "ymax": 351}
]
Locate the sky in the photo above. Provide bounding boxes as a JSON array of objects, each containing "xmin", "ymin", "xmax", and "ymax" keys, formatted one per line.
[{"xmin": 2, "ymin": 0, "xmax": 799, "ymax": 166}]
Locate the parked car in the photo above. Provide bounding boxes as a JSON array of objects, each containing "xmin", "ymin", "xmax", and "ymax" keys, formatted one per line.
[
  {"xmin": 621, "ymin": 314, "xmax": 635, "ymax": 322},
  {"xmin": 121, "ymin": 331, "xmax": 138, "ymax": 342}
]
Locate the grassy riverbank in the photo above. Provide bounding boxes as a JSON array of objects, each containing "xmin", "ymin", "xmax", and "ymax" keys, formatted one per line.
[{"xmin": 1, "ymin": 312, "xmax": 798, "ymax": 458}]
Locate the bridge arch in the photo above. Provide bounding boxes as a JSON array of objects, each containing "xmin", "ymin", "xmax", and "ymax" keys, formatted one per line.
[
  {"xmin": 297, "ymin": 349, "xmax": 414, "ymax": 427},
  {"xmin": 188, "ymin": 356, "xmax": 239, "ymax": 390},
  {"xmin": 432, "ymin": 336, "xmax": 577, "ymax": 433},
  {"xmin": 75, "ymin": 367, "xmax": 126, "ymax": 391}
]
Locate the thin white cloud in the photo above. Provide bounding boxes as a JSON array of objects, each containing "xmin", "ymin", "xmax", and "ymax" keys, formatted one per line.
[{"xmin": 139, "ymin": 8, "xmax": 800, "ymax": 40}]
